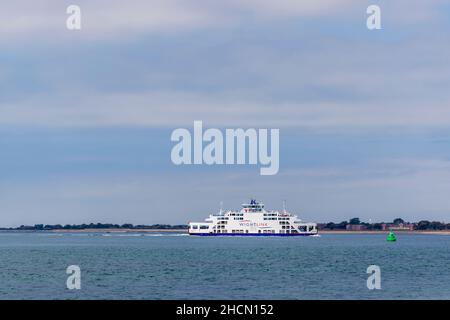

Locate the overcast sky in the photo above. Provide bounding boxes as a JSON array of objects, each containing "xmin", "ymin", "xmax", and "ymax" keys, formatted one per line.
[{"xmin": 1, "ymin": 0, "xmax": 450, "ymax": 226}]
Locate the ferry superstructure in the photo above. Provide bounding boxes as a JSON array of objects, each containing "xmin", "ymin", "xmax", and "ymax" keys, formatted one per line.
[{"xmin": 188, "ymin": 200, "xmax": 317, "ymax": 236}]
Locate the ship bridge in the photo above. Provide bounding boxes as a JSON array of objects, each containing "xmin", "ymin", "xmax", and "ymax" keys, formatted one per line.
[{"xmin": 241, "ymin": 199, "xmax": 264, "ymax": 213}]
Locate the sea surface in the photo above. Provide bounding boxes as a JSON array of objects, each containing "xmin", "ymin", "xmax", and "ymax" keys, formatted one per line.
[{"xmin": 0, "ymin": 232, "xmax": 449, "ymax": 300}]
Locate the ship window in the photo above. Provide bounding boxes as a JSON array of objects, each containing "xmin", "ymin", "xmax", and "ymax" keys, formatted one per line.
[
  {"xmin": 200, "ymin": 226, "xmax": 209, "ymax": 229},
  {"xmin": 192, "ymin": 225, "xmax": 198, "ymax": 229}
]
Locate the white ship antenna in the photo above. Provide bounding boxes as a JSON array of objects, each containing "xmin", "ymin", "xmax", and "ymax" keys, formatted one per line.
[
  {"xmin": 219, "ymin": 201, "xmax": 223, "ymax": 215},
  {"xmin": 283, "ymin": 200, "xmax": 287, "ymax": 213}
]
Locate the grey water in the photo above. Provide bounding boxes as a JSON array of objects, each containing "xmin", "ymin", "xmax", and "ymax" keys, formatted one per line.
[{"xmin": 0, "ymin": 232, "xmax": 449, "ymax": 300}]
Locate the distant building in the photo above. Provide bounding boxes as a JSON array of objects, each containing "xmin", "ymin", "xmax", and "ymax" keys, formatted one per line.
[
  {"xmin": 381, "ymin": 223, "xmax": 414, "ymax": 231},
  {"xmin": 346, "ymin": 224, "xmax": 367, "ymax": 231}
]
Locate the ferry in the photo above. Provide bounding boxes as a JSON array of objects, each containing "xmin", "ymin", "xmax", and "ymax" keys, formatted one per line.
[{"xmin": 188, "ymin": 200, "xmax": 318, "ymax": 236}]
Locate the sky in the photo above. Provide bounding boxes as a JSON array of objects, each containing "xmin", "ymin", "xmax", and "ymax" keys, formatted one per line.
[{"xmin": 1, "ymin": 0, "xmax": 450, "ymax": 226}]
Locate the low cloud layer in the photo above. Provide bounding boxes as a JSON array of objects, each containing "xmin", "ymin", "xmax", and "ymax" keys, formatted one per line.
[{"xmin": 1, "ymin": 158, "xmax": 449, "ymax": 226}]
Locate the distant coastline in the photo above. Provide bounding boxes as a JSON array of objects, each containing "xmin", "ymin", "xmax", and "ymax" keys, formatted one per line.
[
  {"xmin": 319, "ymin": 230, "xmax": 450, "ymax": 235},
  {"xmin": 1, "ymin": 218, "xmax": 449, "ymax": 234}
]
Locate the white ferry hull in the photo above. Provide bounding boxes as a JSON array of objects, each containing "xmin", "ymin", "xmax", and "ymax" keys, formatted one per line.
[{"xmin": 189, "ymin": 232, "xmax": 318, "ymax": 237}]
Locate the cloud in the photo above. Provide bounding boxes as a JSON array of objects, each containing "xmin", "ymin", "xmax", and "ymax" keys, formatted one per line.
[
  {"xmin": 0, "ymin": 0, "xmax": 357, "ymax": 41},
  {"xmin": 1, "ymin": 1, "xmax": 449, "ymax": 130},
  {"xmin": 1, "ymin": 90, "xmax": 449, "ymax": 129},
  {"xmin": 1, "ymin": 11, "xmax": 449, "ymax": 130},
  {"xmin": 2, "ymin": 0, "xmax": 447, "ymax": 41}
]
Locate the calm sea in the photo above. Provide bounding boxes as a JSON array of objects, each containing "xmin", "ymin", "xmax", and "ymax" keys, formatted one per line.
[{"xmin": 0, "ymin": 232, "xmax": 449, "ymax": 300}]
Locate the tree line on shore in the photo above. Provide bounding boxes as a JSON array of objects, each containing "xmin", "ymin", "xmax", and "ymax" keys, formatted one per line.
[{"xmin": 319, "ymin": 218, "xmax": 450, "ymax": 230}]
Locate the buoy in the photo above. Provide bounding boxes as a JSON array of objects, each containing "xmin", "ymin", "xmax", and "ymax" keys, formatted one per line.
[{"xmin": 386, "ymin": 231, "xmax": 396, "ymax": 242}]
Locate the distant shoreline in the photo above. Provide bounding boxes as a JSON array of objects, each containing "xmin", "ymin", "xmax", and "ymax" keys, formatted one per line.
[
  {"xmin": 1, "ymin": 229, "xmax": 450, "ymax": 235},
  {"xmin": 319, "ymin": 230, "xmax": 450, "ymax": 235}
]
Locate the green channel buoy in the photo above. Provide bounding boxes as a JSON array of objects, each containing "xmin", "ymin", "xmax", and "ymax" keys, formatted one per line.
[{"xmin": 386, "ymin": 231, "xmax": 397, "ymax": 242}]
